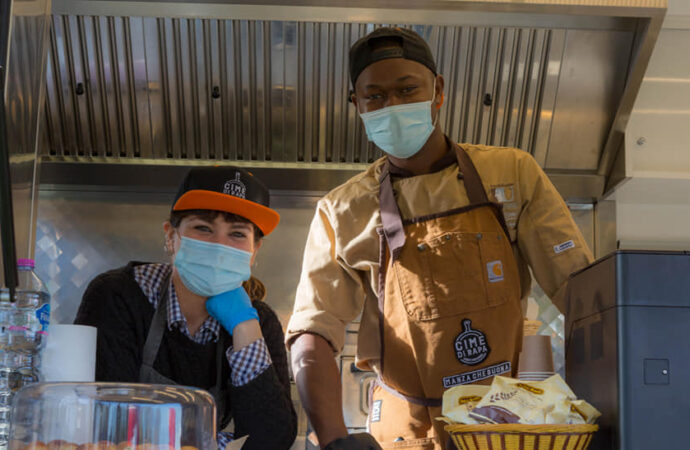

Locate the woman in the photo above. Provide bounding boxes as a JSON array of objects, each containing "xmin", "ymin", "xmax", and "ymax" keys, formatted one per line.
[{"xmin": 75, "ymin": 167, "xmax": 297, "ymax": 449}]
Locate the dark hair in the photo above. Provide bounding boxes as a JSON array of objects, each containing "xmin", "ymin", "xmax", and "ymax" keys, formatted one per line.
[{"xmin": 169, "ymin": 209, "xmax": 264, "ymax": 242}]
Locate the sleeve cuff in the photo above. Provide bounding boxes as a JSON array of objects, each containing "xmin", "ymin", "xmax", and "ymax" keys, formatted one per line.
[
  {"xmin": 217, "ymin": 431, "xmax": 234, "ymax": 450},
  {"xmin": 226, "ymin": 338, "xmax": 272, "ymax": 386}
]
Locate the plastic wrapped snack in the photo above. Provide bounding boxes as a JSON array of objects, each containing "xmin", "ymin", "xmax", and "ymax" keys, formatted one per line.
[
  {"xmin": 469, "ymin": 374, "xmax": 600, "ymax": 425},
  {"xmin": 548, "ymin": 399, "xmax": 602, "ymax": 425},
  {"xmin": 437, "ymin": 385, "xmax": 490, "ymax": 425}
]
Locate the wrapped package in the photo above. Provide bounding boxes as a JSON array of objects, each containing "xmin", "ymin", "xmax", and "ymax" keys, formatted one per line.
[
  {"xmin": 469, "ymin": 374, "xmax": 599, "ymax": 425},
  {"xmin": 437, "ymin": 385, "xmax": 490, "ymax": 425}
]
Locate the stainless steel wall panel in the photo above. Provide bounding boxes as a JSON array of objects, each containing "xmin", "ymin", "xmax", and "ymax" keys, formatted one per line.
[
  {"xmin": 144, "ymin": 17, "xmax": 165, "ymax": 159},
  {"xmin": 545, "ymin": 29, "xmax": 633, "ymax": 170},
  {"xmin": 2, "ymin": 0, "xmax": 51, "ymax": 269},
  {"xmin": 532, "ymin": 30, "xmax": 566, "ymax": 167},
  {"xmin": 42, "ymin": 16, "xmax": 633, "ymax": 172},
  {"xmin": 130, "ymin": 17, "xmax": 153, "ymax": 159}
]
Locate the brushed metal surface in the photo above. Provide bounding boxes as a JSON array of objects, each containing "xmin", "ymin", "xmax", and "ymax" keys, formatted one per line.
[
  {"xmin": 545, "ymin": 29, "xmax": 633, "ymax": 170},
  {"xmin": 1, "ymin": 0, "xmax": 51, "ymax": 279},
  {"xmin": 52, "ymin": 0, "xmax": 667, "ymax": 20},
  {"xmin": 34, "ymin": 189, "xmax": 318, "ymax": 327},
  {"xmin": 43, "ymin": 16, "xmax": 634, "ymax": 169}
]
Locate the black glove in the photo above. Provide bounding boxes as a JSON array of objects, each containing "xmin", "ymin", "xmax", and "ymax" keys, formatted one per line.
[{"xmin": 323, "ymin": 432, "xmax": 382, "ymax": 450}]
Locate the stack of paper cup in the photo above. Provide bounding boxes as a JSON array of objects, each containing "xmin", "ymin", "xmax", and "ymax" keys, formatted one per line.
[
  {"xmin": 517, "ymin": 335, "xmax": 554, "ymax": 381},
  {"xmin": 41, "ymin": 324, "xmax": 97, "ymax": 382}
]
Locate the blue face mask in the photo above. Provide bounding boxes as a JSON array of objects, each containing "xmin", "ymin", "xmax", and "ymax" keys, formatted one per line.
[
  {"xmin": 174, "ymin": 236, "xmax": 252, "ymax": 297},
  {"xmin": 359, "ymin": 81, "xmax": 438, "ymax": 159}
]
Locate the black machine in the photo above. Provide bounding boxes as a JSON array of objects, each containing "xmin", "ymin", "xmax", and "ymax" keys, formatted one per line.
[{"xmin": 565, "ymin": 250, "xmax": 690, "ymax": 450}]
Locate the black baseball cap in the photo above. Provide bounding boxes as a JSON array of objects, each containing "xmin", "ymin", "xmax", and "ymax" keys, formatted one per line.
[
  {"xmin": 349, "ymin": 27, "xmax": 437, "ymax": 86},
  {"xmin": 172, "ymin": 167, "xmax": 280, "ymax": 236}
]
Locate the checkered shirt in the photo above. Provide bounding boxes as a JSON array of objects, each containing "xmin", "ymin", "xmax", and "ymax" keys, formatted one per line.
[{"xmin": 133, "ymin": 263, "xmax": 272, "ymax": 449}]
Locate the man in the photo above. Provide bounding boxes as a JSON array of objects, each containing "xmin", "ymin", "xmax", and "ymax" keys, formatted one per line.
[{"xmin": 286, "ymin": 27, "xmax": 593, "ymax": 450}]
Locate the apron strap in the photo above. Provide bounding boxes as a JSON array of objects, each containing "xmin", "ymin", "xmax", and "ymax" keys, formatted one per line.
[
  {"xmin": 454, "ymin": 143, "xmax": 512, "ymax": 239},
  {"xmin": 139, "ymin": 271, "xmax": 172, "ymax": 380},
  {"xmin": 210, "ymin": 332, "xmax": 226, "ymax": 399},
  {"xmin": 379, "ymin": 163, "xmax": 407, "ymax": 261},
  {"xmin": 376, "ymin": 377, "xmax": 442, "ymax": 408},
  {"xmin": 453, "ymin": 143, "xmax": 489, "ymax": 205}
]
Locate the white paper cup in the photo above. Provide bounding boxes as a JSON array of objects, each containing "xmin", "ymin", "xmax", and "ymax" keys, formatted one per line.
[{"xmin": 41, "ymin": 324, "xmax": 97, "ymax": 382}]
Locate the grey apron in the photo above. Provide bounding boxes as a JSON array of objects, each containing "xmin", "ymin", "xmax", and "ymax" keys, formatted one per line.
[{"xmin": 138, "ymin": 273, "xmax": 230, "ymax": 429}]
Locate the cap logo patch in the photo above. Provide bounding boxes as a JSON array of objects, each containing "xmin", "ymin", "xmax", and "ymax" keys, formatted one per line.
[{"xmin": 223, "ymin": 173, "xmax": 246, "ymax": 199}]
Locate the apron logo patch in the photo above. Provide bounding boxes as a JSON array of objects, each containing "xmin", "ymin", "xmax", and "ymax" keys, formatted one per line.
[
  {"xmin": 492, "ymin": 185, "xmax": 515, "ymax": 203},
  {"xmin": 487, "ymin": 261, "xmax": 504, "ymax": 283},
  {"xmin": 443, "ymin": 361, "xmax": 512, "ymax": 388},
  {"xmin": 370, "ymin": 400, "xmax": 382, "ymax": 423},
  {"xmin": 554, "ymin": 240, "xmax": 575, "ymax": 254},
  {"xmin": 454, "ymin": 319, "xmax": 491, "ymax": 366}
]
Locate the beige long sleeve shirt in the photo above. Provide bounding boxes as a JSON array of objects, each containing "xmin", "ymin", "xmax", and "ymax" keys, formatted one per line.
[{"xmin": 286, "ymin": 143, "xmax": 593, "ymax": 369}]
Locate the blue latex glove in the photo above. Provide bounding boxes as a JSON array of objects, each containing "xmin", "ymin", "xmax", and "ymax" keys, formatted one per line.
[{"xmin": 206, "ymin": 287, "xmax": 259, "ymax": 335}]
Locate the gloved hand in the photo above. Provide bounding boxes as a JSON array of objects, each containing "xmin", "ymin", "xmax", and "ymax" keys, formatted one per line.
[
  {"xmin": 323, "ymin": 433, "xmax": 382, "ymax": 450},
  {"xmin": 206, "ymin": 287, "xmax": 259, "ymax": 335}
]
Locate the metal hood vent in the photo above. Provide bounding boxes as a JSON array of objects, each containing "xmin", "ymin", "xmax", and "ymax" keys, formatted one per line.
[{"xmin": 40, "ymin": 0, "xmax": 666, "ymax": 199}]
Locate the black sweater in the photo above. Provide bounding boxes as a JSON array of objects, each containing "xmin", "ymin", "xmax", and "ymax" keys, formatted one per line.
[{"xmin": 75, "ymin": 262, "xmax": 297, "ymax": 449}]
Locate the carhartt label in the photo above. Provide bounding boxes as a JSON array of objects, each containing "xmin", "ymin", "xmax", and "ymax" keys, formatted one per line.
[
  {"xmin": 454, "ymin": 319, "xmax": 490, "ymax": 366},
  {"xmin": 443, "ymin": 362, "xmax": 512, "ymax": 388},
  {"xmin": 554, "ymin": 240, "xmax": 575, "ymax": 254},
  {"xmin": 370, "ymin": 400, "xmax": 382, "ymax": 423},
  {"xmin": 487, "ymin": 261, "xmax": 504, "ymax": 283}
]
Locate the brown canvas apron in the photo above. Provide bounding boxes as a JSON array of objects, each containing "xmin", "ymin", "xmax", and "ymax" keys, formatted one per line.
[{"xmin": 368, "ymin": 144, "xmax": 523, "ymax": 449}]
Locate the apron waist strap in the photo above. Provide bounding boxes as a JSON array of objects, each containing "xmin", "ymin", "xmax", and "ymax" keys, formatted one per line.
[{"xmin": 376, "ymin": 377, "xmax": 442, "ymax": 408}]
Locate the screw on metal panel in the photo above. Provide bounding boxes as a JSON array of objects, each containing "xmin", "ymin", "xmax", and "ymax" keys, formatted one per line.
[
  {"xmin": 637, "ymin": 137, "xmax": 646, "ymax": 146},
  {"xmin": 662, "ymin": 369, "xmax": 668, "ymax": 375},
  {"xmin": 212, "ymin": 86, "xmax": 221, "ymax": 99}
]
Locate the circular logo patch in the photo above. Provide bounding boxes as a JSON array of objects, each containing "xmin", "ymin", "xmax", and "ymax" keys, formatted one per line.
[{"xmin": 454, "ymin": 319, "xmax": 490, "ymax": 366}]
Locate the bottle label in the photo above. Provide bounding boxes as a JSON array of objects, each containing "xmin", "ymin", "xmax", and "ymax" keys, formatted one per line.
[{"xmin": 36, "ymin": 304, "xmax": 50, "ymax": 332}]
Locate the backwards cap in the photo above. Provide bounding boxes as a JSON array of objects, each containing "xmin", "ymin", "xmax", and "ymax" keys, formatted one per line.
[{"xmin": 349, "ymin": 27, "xmax": 437, "ymax": 86}]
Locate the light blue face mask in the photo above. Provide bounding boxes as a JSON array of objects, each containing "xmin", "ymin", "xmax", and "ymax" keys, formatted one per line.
[
  {"xmin": 174, "ymin": 236, "xmax": 252, "ymax": 297},
  {"xmin": 359, "ymin": 80, "xmax": 438, "ymax": 159}
]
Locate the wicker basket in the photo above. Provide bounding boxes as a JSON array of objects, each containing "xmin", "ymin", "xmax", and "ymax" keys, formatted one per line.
[{"xmin": 446, "ymin": 423, "xmax": 598, "ymax": 450}]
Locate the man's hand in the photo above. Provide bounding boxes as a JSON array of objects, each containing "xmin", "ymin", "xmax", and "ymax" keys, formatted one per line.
[{"xmin": 324, "ymin": 433, "xmax": 382, "ymax": 450}]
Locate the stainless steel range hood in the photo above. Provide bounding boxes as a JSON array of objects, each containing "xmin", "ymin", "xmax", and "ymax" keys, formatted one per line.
[{"xmin": 39, "ymin": 0, "xmax": 666, "ymax": 200}]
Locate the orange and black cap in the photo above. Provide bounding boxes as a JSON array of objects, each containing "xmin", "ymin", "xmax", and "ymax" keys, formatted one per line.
[
  {"xmin": 172, "ymin": 167, "xmax": 280, "ymax": 236},
  {"xmin": 349, "ymin": 27, "xmax": 437, "ymax": 86}
]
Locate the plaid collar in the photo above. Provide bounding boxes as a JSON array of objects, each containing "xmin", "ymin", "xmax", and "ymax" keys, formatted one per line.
[{"xmin": 133, "ymin": 263, "xmax": 221, "ymax": 344}]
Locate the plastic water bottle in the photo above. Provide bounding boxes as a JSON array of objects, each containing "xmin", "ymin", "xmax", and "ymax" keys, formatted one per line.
[{"xmin": 0, "ymin": 259, "xmax": 50, "ymax": 448}]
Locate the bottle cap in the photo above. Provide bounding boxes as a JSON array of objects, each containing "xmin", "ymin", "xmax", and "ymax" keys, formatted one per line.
[{"xmin": 17, "ymin": 258, "xmax": 35, "ymax": 269}]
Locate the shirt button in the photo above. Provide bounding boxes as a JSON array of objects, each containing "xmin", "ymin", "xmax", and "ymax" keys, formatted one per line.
[
  {"xmin": 476, "ymin": 233, "xmax": 483, "ymax": 240},
  {"xmin": 444, "ymin": 235, "xmax": 452, "ymax": 241},
  {"xmin": 417, "ymin": 243, "xmax": 427, "ymax": 251}
]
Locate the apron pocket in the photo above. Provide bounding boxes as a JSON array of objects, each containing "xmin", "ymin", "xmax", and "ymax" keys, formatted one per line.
[{"xmin": 394, "ymin": 231, "xmax": 511, "ymax": 321}]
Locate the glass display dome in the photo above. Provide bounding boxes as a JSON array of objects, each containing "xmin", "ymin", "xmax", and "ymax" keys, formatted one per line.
[{"xmin": 9, "ymin": 383, "xmax": 217, "ymax": 450}]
